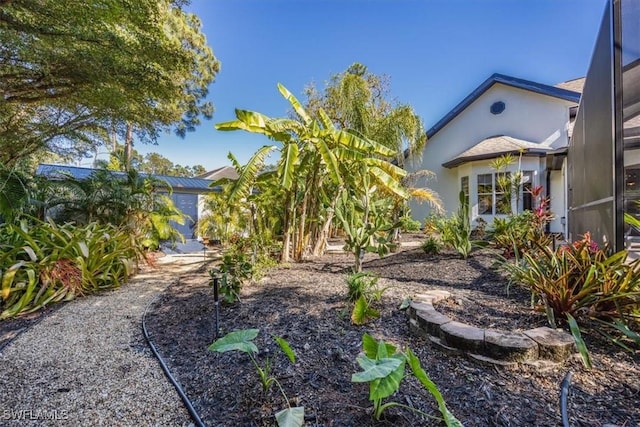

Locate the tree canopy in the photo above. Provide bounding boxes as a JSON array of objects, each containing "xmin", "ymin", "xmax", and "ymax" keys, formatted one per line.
[
  {"xmin": 0, "ymin": 0, "xmax": 219, "ymax": 166},
  {"xmin": 97, "ymin": 145, "xmax": 206, "ymax": 177},
  {"xmin": 304, "ymin": 63, "xmax": 426, "ymax": 166}
]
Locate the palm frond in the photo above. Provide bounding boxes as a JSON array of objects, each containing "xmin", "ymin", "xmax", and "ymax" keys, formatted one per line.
[{"xmin": 408, "ymin": 188, "xmax": 443, "ymax": 213}]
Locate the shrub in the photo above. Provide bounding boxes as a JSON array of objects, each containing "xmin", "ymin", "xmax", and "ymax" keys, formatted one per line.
[
  {"xmin": 421, "ymin": 237, "xmax": 442, "ymax": 255},
  {"xmin": 399, "ymin": 215, "xmax": 421, "ymax": 232},
  {"xmin": 490, "ymin": 185, "xmax": 554, "ymax": 258},
  {"xmin": 501, "ymin": 232, "xmax": 640, "ymax": 327},
  {"xmin": 215, "ymin": 246, "xmax": 254, "ymax": 304},
  {"xmin": 422, "ymin": 213, "xmax": 442, "ymax": 235},
  {"xmin": 0, "ymin": 219, "xmax": 138, "ymax": 319},
  {"xmin": 490, "ymin": 211, "xmax": 537, "ymax": 256}
]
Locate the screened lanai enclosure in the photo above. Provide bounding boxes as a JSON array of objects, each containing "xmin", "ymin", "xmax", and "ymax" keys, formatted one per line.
[{"xmin": 568, "ymin": 0, "xmax": 640, "ymax": 251}]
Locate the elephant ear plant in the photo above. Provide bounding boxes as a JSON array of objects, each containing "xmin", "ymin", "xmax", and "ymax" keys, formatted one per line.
[
  {"xmin": 352, "ymin": 333, "xmax": 462, "ymax": 426},
  {"xmin": 209, "ymin": 329, "xmax": 304, "ymax": 427}
]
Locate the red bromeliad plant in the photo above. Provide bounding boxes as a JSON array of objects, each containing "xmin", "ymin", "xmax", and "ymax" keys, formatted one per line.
[
  {"xmin": 530, "ymin": 185, "xmax": 554, "ymax": 230},
  {"xmin": 502, "ymin": 231, "xmax": 640, "ymax": 327}
]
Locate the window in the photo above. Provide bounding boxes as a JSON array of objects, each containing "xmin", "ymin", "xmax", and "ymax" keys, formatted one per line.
[
  {"xmin": 461, "ymin": 176, "xmax": 469, "ymax": 205},
  {"xmin": 477, "ymin": 171, "xmax": 533, "ymax": 215},
  {"xmin": 477, "ymin": 174, "xmax": 493, "ymax": 215}
]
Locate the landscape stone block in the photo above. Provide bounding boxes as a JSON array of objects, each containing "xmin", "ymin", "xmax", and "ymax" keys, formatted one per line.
[
  {"xmin": 523, "ymin": 327, "xmax": 575, "ymax": 361},
  {"xmin": 409, "ymin": 301, "xmax": 434, "ymax": 312},
  {"xmin": 440, "ymin": 321, "xmax": 485, "ymax": 353},
  {"xmin": 408, "ymin": 318, "xmax": 429, "ymax": 339},
  {"xmin": 415, "ymin": 308, "xmax": 451, "ymax": 337},
  {"xmin": 484, "ymin": 329, "xmax": 539, "ymax": 362}
]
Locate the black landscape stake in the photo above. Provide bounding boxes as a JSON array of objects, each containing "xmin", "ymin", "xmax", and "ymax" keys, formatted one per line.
[{"xmin": 208, "ymin": 270, "xmax": 220, "ymax": 340}]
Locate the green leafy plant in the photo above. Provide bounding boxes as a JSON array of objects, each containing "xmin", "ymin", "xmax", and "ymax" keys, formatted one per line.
[
  {"xmin": 490, "ymin": 212, "xmax": 533, "ymax": 257},
  {"xmin": 351, "ymin": 295, "xmax": 381, "ymax": 326},
  {"xmin": 351, "ymin": 333, "xmax": 462, "ymax": 425},
  {"xmin": 346, "ymin": 271, "xmax": 379, "ymax": 302},
  {"xmin": 0, "ymin": 219, "xmax": 138, "ymax": 319},
  {"xmin": 567, "ymin": 314, "xmax": 592, "ymax": 369},
  {"xmin": 214, "ymin": 243, "xmax": 255, "ymax": 304},
  {"xmin": 490, "ymin": 189, "xmax": 553, "ymax": 258},
  {"xmin": 421, "ymin": 237, "xmax": 442, "ymax": 255},
  {"xmin": 335, "ymin": 191, "xmax": 399, "ymax": 273},
  {"xmin": 399, "ymin": 215, "xmax": 421, "ymax": 232},
  {"xmin": 435, "ymin": 191, "xmax": 479, "ymax": 258},
  {"xmin": 209, "ymin": 329, "xmax": 304, "ymax": 427},
  {"xmin": 346, "ymin": 272, "xmax": 389, "ymax": 325}
]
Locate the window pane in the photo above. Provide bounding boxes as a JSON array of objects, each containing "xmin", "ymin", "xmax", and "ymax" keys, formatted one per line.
[
  {"xmin": 477, "ymin": 174, "xmax": 492, "ymax": 195},
  {"xmin": 461, "ymin": 176, "xmax": 470, "ymax": 206},
  {"xmin": 478, "ymin": 194, "xmax": 492, "ymax": 215}
]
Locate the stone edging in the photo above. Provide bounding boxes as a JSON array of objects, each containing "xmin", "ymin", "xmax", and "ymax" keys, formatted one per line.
[{"xmin": 407, "ymin": 290, "xmax": 576, "ymax": 365}]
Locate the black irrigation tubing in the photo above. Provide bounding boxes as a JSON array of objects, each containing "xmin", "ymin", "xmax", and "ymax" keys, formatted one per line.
[
  {"xmin": 142, "ymin": 293, "xmax": 207, "ymax": 427},
  {"xmin": 560, "ymin": 371, "xmax": 573, "ymax": 427}
]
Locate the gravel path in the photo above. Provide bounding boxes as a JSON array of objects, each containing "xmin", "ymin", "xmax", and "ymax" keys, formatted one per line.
[{"xmin": 0, "ymin": 255, "xmax": 207, "ymax": 426}]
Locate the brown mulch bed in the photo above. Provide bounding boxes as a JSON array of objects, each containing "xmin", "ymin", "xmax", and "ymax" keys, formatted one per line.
[
  {"xmin": 2, "ymin": 242, "xmax": 638, "ymax": 426},
  {"xmin": 143, "ymin": 243, "xmax": 640, "ymax": 427}
]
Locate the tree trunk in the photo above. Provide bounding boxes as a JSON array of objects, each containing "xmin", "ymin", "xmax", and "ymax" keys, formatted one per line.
[
  {"xmin": 124, "ymin": 123, "xmax": 134, "ymax": 171},
  {"xmin": 312, "ymin": 204, "xmax": 336, "ymax": 256},
  {"xmin": 294, "ymin": 191, "xmax": 308, "ymax": 261},
  {"xmin": 280, "ymin": 189, "xmax": 295, "ymax": 263},
  {"xmin": 353, "ymin": 248, "xmax": 362, "ymax": 273}
]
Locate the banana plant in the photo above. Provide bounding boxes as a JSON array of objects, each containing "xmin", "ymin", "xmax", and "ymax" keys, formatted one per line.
[{"xmin": 215, "ymin": 83, "xmax": 408, "ymax": 263}]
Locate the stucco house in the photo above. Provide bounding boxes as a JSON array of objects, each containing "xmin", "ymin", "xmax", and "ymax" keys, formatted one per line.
[{"xmin": 406, "ymin": 73, "xmax": 582, "ymax": 236}]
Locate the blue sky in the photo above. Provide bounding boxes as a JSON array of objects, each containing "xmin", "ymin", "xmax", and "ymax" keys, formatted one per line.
[{"xmin": 135, "ymin": 0, "xmax": 608, "ymax": 172}]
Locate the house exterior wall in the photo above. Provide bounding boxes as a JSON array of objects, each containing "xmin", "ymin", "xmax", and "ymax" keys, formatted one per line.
[{"xmin": 407, "ymin": 83, "xmax": 574, "ymax": 229}]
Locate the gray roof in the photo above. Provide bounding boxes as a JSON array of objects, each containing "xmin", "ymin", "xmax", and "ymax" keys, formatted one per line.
[
  {"xmin": 555, "ymin": 77, "xmax": 586, "ymax": 93},
  {"xmin": 197, "ymin": 165, "xmax": 239, "ymax": 181},
  {"xmin": 36, "ymin": 164, "xmax": 221, "ymax": 193},
  {"xmin": 442, "ymin": 135, "xmax": 551, "ymax": 169},
  {"xmin": 425, "ymin": 73, "xmax": 581, "ymax": 142}
]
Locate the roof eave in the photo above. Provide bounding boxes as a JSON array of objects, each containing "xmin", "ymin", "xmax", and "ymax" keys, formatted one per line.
[{"xmin": 442, "ymin": 149, "xmax": 550, "ymax": 169}]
